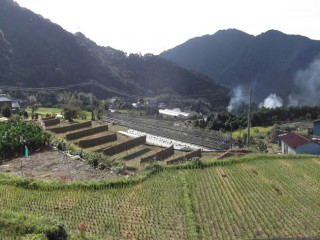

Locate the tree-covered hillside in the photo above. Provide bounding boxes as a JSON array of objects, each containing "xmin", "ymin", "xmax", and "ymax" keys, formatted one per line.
[
  {"xmin": 161, "ymin": 29, "xmax": 320, "ymax": 104},
  {"xmin": 0, "ymin": 0, "xmax": 230, "ymax": 110}
]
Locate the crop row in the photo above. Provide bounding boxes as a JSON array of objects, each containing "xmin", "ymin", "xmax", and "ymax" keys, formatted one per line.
[
  {"xmin": 0, "ymin": 171, "xmax": 186, "ymax": 239},
  {"xmin": 188, "ymin": 158, "xmax": 320, "ymax": 239}
]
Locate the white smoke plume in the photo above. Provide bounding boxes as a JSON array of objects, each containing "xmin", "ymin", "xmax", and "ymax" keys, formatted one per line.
[
  {"xmin": 227, "ymin": 86, "xmax": 247, "ymax": 112},
  {"xmin": 259, "ymin": 93, "xmax": 283, "ymax": 109},
  {"xmin": 288, "ymin": 57, "xmax": 320, "ymax": 106}
]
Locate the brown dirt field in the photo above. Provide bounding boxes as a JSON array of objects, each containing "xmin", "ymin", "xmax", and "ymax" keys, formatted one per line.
[{"xmin": 0, "ymin": 150, "xmax": 119, "ymax": 181}]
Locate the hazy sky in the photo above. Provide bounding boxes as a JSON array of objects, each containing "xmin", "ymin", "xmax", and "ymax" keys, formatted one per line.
[{"xmin": 14, "ymin": 0, "xmax": 320, "ymax": 54}]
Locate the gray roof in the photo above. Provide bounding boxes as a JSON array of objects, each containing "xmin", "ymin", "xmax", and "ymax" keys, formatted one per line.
[
  {"xmin": 12, "ymin": 101, "xmax": 20, "ymax": 109},
  {"xmin": 0, "ymin": 94, "xmax": 12, "ymax": 102}
]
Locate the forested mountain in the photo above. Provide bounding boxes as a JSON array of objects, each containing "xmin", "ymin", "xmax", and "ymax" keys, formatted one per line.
[
  {"xmin": 0, "ymin": 0, "xmax": 229, "ymax": 110},
  {"xmin": 161, "ymin": 29, "xmax": 320, "ymax": 104}
]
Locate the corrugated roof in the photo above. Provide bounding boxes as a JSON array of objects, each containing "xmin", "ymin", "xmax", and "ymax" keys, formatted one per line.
[
  {"xmin": 0, "ymin": 94, "xmax": 12, "ymax": 102},
  {"xmin": 281, "ymin": 132, "xmax": 314, "ymax": 148},
  {"xmin": 314, "ymin": 119, "xmax": 320, "ymax": 124}
]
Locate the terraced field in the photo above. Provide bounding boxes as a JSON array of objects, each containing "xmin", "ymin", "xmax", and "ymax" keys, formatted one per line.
[
  {"xmin": 46, "ymin": 120, "xmax": 202, "ymax": 167},
  {"xmin": 1, "ymin": 155, "xmax": 320, "ymax": 239}
]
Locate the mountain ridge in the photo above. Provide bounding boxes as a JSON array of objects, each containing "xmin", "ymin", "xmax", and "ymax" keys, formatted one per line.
[
  {"xmin": 160, "ymin": 29, "xmax": 320, "ymax": 105},
  {"xmin": 0, "ymin": 0, "xmax": 230, "ymax": 110}
]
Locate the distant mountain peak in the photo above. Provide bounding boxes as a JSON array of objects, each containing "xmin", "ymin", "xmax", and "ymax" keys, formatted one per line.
[{"xmin": 160, "ymin": 29, "xmax": 320, "ymax": 104}]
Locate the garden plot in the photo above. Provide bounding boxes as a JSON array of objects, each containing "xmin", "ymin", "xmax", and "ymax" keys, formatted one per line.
[
  {"xmin": 0, "ymin": 150, "xmax": 117, "ymax": 181},
  {"xmin": 119, "ymin": 129, "xmax": 213, "ymax": 151}
]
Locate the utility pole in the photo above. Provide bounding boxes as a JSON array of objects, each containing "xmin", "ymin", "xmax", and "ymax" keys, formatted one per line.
[
  {"xmin": 246, "ymin": 86, "xmax": 252, "ymax": 147},
  {"xmin": 91, "ymin": 80, "xmax": 95, "ymax": 121}
]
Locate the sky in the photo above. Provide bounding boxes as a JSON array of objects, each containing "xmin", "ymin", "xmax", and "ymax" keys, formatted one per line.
[{"xmin": 14, "ymin": 0, "xmax": 320, "ymax": 55}]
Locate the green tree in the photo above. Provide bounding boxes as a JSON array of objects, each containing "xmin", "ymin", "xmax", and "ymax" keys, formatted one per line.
[
  {"xmin": 28, "ymin": 95, "xmax": 40, "ymax": 120},
  {"xmin": 63, "ymin": 98, "xmax": 83, "ymax": 122}
]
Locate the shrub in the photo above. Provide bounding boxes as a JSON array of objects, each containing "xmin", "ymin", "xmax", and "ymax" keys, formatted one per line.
[{"xmin": 0, "ymin": 122, "xmax": 50, "ymax": 158}]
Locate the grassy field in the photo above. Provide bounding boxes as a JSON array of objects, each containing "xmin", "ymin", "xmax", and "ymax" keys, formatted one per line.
[
  {"xmin": 1, "ymin": 154, "xmax": 320, "ymax": 239},
  {"xmin": 232, "ymin": 126, "xmax": 273, "ymax": 138},
  {"xmin": 26, "ymin": 107, "xmax": 63, "ymax": 116},
  {"xmin": 26, "ymin": 107, "xmax": 92, "ymax": 119}
]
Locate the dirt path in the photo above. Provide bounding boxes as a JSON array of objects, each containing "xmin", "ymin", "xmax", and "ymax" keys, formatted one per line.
[{"xmin": 0, "ymin": 150, "xmax": 118, "ymax": 181}]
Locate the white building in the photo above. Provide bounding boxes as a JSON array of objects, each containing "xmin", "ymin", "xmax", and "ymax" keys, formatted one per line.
[
  {"xmin": 159, "ymin": 108, "xmax": 190, "ymax": 118},
  {"xmin": 281, "ymin": 132, "xmax": 320, "ymax": 155}
]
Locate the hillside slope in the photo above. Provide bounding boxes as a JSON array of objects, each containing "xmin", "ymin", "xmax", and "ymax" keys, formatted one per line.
[
  {"xmin": 0, "ymin": 0, "xmax": 229, "ymax": 109},
  {"xmin": 161, "ymin": 29, "xmax": 320, "ymax": 104}
]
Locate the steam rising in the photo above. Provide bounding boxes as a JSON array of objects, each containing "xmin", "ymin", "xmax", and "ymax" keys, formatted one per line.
[
  {"xmin": 227, "ymin": 86, "xmax": 247, "ymax": 112},
  {"xmin": 259, "ymin": 93, "xmax": 283, "ymax": 109},
  {"xmin": 288, "ymin": 58, "xmax": 320, "ymax": 106}
]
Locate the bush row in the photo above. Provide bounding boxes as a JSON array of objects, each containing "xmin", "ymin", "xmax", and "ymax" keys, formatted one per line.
[
  {"xmin": 103, "ymin": 135, "xmax": 146, "ymax": 156},
  {"xmin": 49, "ymin": 121, "xmax": 92, "ymax": 134},
  {"xmin": 140, "ymin": 145, "xmax": 174, "ymax": 164},
  {"xmin": 0, "ymin": 122, "xmax": 50, "ymax": 158},
  {"xmin": 66, "ymin": 125, "xmax": 108, "ymax": 141},
  {"xmin": 167, "ymin": 149, "xmax": 202, "ymax": 165},
  {"xmin": 78, "ymin": 133, "xmax": 117, "ymax": 148}
]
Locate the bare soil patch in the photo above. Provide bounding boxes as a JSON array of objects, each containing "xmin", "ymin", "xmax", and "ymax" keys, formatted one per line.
[{"xmin": 0, "ymin": 150, "xmax": 118, "ymax": 181}]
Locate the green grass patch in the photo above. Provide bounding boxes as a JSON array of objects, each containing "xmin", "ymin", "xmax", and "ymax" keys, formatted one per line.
[
  {"xmin": 232, "ymin": 126, "xmax": 273, "ymax": 138},
  {"xmin": 26, "ymin": 107, "xmax": 63, "ymax": 116}
]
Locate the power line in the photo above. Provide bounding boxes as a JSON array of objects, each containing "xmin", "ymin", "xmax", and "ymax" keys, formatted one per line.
[{"xmin": 0, "ymin": 82, "xmax": 91, "ymax": 92}]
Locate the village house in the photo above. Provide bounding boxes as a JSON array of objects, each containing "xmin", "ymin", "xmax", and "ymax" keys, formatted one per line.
[
  {"xmin": 281, "ymin": 132, "xmax": 320, "ymax": 155},
  {"xmin": 313, "ymin": 119, "xmax": 320, "ymax": 138},
  {"xmin": 0, "ymin": 94, "xmax": 12, "ymax": 114}
]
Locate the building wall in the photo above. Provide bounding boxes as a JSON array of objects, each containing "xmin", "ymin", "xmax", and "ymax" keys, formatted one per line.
[
  {"xmin": 314, "ymin": 122, "xmax": 320, "ymax": 137},
  {"xmin": 296, "ymin": 142, "xmax": 320, "ymax": 155},
  {"xmin": 281, "ymin": 142, "xmax": 297, "ymax": 154},
  {"xmin": 282, "ymin": 141, "xmax": 320, "ymax": 155}
]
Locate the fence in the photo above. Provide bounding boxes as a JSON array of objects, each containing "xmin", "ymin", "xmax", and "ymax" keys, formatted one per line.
[
  {"xmin": 66, "ymin": 125, "xmax": 108, "ymax": 140},
  {"xmin": 103, "ymin": 135, "xmax": 146, "ymax": 156},
  {"xmin": 49, "ymin": 121, "xmax": 92, "ymax": 134},
  {"xmin": 166, "ymin": 149, "xmax": 202, "ymax": 165},
  {"xmin": 140, "ymin": 145, "xmax": 174, "ymax": 164},
  {"xmin": 78, "ymin": 133, "xmax": 117, "ymax": 148},
  {"xmin": 43, "ymin": 118, "xmax": 60, "ymax": 127}
]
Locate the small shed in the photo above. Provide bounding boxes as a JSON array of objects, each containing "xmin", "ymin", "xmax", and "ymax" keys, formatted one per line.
[
  {"xmin": 313, "ymin": 120, "xmax": 320, "ymax": 137},
  {"xmin": 11, "ymin": 100, "xmax": 21, "ymax": 114},
  {"xmin": 0, "ymin": 94, "xmax": 12, "ymax": 113},
  {"xmin": 281, "ymin": 132, "xmax": 320, "ymax": 155}
]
